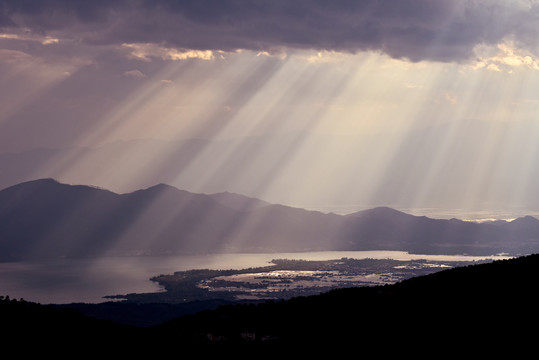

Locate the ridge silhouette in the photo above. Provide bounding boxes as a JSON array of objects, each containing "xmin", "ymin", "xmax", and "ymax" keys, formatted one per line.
[{"xmin": 1, "ymin": 179, "xmax": 539, "ymax": 260}]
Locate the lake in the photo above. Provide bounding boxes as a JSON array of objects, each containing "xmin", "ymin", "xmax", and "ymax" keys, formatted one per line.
[{"xmin": 0, "ymin": 251, "xmax": 510, "ymax": 304}]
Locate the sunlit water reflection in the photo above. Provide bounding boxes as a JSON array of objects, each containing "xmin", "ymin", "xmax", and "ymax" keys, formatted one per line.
[{"xmin": 0, "ymin": 251, "xmax": 510, "ymax": 304}]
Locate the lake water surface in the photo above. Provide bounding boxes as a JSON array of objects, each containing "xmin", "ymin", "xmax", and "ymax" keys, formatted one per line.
[{"xmin": 0, "ymin": 251, "xmax": 510, "ymax": 304}]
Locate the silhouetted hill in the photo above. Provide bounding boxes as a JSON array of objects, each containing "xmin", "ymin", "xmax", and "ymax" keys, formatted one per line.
[
  {"xmin": 3, "ymin": 254, "xmax": 537, "ymax": 356},
  {"xmin": 2, "ymin": 179, "xmax": 539, "ymax": 260},
  {"xmin": 341, "ymin": 206, "xmax": 539, "ymax": 255},
  {"xmin": 59, "ymin": 299, "xmax": 238, "ymax": 327},
  {"xmin": 0, "ymin": 179, "xmax": 122, "ymax": 259},
  {"xmin": 0, "ymin": 295, "xmax": 149, "ymax": 356},
  {"xmin": 0, "ymin": 179, "xmax": 342, "ymax": 259},
  {"xmin": 153, "ymin": 253, "xmax": 539, "ymax": 355}
]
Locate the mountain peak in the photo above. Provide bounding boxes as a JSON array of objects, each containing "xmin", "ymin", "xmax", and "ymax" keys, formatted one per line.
[
  {"xmin": 2, "ymin": 178, "xmax": 114, "ymax": 193},
  {"xmin": 0, "ymin": 178, "xmax": 66, "ymax": 194},
  {"xmin": 13, "ymin": 177, "xmax": 59, "ymax": 187},
  {"xmin": 511, "ymin": 215, "xmax": 539, "ymax": 223},
  {"xmin": 507, "ymin": 215, "xmax": 539, "ymax": 230},
  {"xmin": 346, "ymin": 206, "xmax": 411, "ymax": 218},
  {"xmin": 145, "ymin": 183, "xmax": 180, "ymax": 192}
]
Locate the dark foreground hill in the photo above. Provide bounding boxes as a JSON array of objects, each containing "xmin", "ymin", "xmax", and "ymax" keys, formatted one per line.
[
  {"xmin": 2, "ymin": 254, "xmax": 538, "ymax": 356},
  {"xmin": 2, "ymin": 179, "xmax": 539, "ymax": 259},
  {"xmin": 154, "ymin": 253, "xmax": 539, "ymax": 355}
]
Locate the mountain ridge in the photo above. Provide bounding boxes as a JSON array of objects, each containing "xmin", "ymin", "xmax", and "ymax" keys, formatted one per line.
[{"xmin": 1, "ymin": 179, "xmax": 539, "ymax": 260}]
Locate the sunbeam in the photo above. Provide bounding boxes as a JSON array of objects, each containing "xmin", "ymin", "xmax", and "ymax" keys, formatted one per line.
[
  {"xmin": 6, "ymin": 1, "xmax": 539, "ymax": 312},
  {"xmin": 1, "ymin": 2, "xmax": 539, "ymax": 226},
  {"xmin": 0, "ymin": 48, "xmax": 77, "ymax": 125}
]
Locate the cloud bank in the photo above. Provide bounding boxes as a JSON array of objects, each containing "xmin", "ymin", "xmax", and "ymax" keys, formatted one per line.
[{"xmin": 1, "ymin": 0, "xmax": 538, "ymax": 62}]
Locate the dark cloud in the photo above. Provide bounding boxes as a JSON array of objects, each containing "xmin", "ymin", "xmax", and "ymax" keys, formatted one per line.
[
  {"xmin": 1, "ymin": 0, "xmax": 123, "ymax": 25},
  {"xmin": 0, "ymin": 0, "xmax": 538, "ymax": 62}
]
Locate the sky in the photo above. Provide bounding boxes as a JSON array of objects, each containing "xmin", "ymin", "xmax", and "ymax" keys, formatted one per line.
[{"xmin": 2, "ymin": 0, "xmax": 539, "ymax": 217}]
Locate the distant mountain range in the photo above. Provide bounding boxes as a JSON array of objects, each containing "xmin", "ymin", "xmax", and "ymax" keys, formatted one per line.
[{"xmin": 1, "ymin": 178, "xmax": 539, "ymax": 261}]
